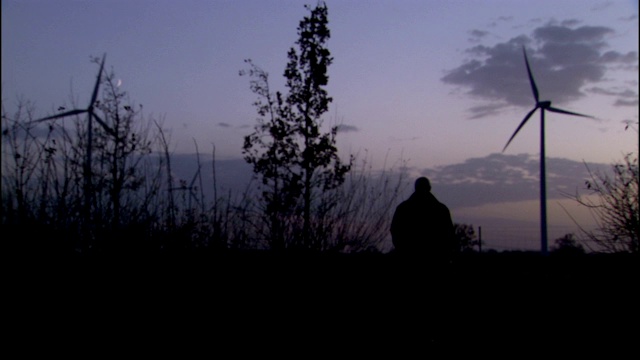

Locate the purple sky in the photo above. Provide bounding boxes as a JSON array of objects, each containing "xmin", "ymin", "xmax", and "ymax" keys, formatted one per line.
[{"xmin": 2, "ymin": 0, "xmax": 638, "ymax": 250}]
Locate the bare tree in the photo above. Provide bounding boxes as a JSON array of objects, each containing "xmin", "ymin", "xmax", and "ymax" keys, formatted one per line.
[
  {"xmin": 550, "ymin": 233, "xmax": 585, "ymax": 255},
  {"xmin": 567, "ymin": 153, "xmax": 638, "ymax": 253},
  {"xmin": 454, "ymin": 223, "xmax": 481, "ymax": 253},
  {"xmin": 92, "ymin": 60, "xmax": 154, "ymax": 235},
  {"xmin": 2, "ymin": 57, "xmax": 164, "ymax": 253}
]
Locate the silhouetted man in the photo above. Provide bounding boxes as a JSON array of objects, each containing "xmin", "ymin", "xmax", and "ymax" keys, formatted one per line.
[{"xmin": 390, "ymin": 177, "xmax": 456, "ymax": 260}]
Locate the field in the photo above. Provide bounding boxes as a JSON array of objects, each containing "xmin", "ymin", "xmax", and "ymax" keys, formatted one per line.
[{"xmin": 6, "ymin": 249, "xmax": 636, "ymax": 352}]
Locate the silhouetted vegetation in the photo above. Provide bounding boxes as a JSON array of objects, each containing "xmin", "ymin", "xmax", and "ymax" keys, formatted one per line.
[
  {"xmin": 550, "ymin": 233, "xmax": 585, "ymax": 255},
  {"xmin": 565, "ymin": 153, "xmax": 639, "ymax": 254},
  {"xmin": 2, "ymin": 1, "xmax": 636, "ymax": 266},
  {"xmin": 241, "ymin": 2, "xmax": 351, "ymax": 251},
  {"xmin": 454, "ymin": 223, "xmax": 482, "ymax": 253},
  {"xmin": 1, "ymin": 63, "xmax": 405, "ymax": 255},
  {"xmin": 2, "ymin": 64, "xmax": 164, "ymax": 254}
]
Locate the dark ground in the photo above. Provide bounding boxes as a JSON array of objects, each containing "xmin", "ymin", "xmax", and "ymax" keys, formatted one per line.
[{"xmin": 6, "ymin": 250, "xmax": 637, "ymax": 353}]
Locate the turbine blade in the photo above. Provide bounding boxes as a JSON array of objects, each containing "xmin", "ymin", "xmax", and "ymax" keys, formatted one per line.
[
  {"xmin": 523, "ymin": 46, "xmax": 539, "ymax": 103},
  {"xmin": 190, "ymin": 167, "xmax": 201, "ymax": 187},
  {"xmin": 32, "ymin": 109, "xmax": 88, "ymax": 123},
  {"xmin": 547, "ymin": 106, "xmax": 594, "ymax": 119},
  {"xmin": 91, "ymin": 113, "xmax": 117, "ymax": 138},
  {"xmin": 503, "ymin": 107, "xmax": 538, "ymax": 152},
  {"xmin": 89, "ymin": 53, "xmax": 107, "ymax": 107}
]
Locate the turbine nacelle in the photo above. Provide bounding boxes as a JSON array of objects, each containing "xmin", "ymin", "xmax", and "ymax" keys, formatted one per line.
[{"xmin": 538, "ymin": 100, "xmax": 552, "ymax": 109}]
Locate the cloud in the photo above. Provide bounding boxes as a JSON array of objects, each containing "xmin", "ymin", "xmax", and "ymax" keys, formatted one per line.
[
  {"xmin": 614, "ymin": 98, "xmax": 639, "ymax": 107},
  {"xmin": 1, "ymin": 124, "xmax": 52, "ymax": 142},
  {"xmin": 468, "ymin": 29, "xmax": 489, "ymax": 43},
  {"xmin": 586, "ymin": 87, "xmax": 636, "ymax": 97},
  {"xmin": 467, "ymin": 103, "xmax": 510, "ymax": 119},
  {"xmin": 587, "ymin": 86, "xmax": 639, "ymax": 106},
  {"xmin": 488, "ymin": 16, "xmax": 513, "ymax": 28},
  {"xmin": 441, "ymin": 22, "xmax": 638, "ymax": 118},
  {"xmin": 151, "ymin": 153, "xmax": 614, "ymax": 218},
  {"xmin": 388, "ymin": 136, "xmax": 420, "ymax": 142},
  {"xmin": 599, "ymin": 50, "xmax": 638, "ymax": 64},
  {"xmin": 159, "ymin": 154, "xmax": 254, "ymax": 199},
  {"xmin": 469, "ymin": 29, "xmax": 489, "ymax": 38},
  {"xmin": 619, "ymin": 14, "xmax": 638, "ymax": 22},
  {"xmin": 533, "ymin": 24, "xmax": 613, "ymax": 44},
  {"xmin": 420, "ymin": 153, "xmax": 609, "ymax": 208},
  {"xmin": 590, "ymin": 1, "xmax": 613, "ymax": 11},
  {"xmin": 336, "ymin": 124, "xmax": 359, "ymax": 133},
  {"xmin": 218, "ymin": 122, "xmax": 231, "ymax": 128},
  {"xmin": 560, "ymin": 19, "xmax": 581, "ymax": 27}
]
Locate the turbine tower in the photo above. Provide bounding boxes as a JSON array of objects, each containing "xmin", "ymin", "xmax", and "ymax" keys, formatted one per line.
[{"xmin": 502, "ymin": 46, "xmax": 593, "ymax": 255}]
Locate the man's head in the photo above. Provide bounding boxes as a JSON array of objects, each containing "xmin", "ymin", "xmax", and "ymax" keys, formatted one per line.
[{"xmin": 414, "ymin": 177, "xmax": 431, "ymax": 194}]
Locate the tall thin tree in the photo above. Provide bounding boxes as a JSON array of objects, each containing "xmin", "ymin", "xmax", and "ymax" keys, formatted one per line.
[{"xmin": 242, "ymin": 1, "xmax": 351, "ymax": 251}]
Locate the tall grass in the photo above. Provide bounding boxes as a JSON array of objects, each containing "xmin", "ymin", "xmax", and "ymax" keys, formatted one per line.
[
  {"xmin": 2, "ymin": 93, "xmax": 410, "ymax": 255},
  {"xmin": 310, "ymin": 154, "xmax": 410, "ymax": 252}
]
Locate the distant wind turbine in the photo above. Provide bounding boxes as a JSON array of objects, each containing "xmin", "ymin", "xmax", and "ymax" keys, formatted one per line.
[
  {"xmin": 502, "ymin": 46, "xmax": 594, "ymax": 255},
  {"xmin": 170, "ymin": 167, "xmax": 203, "ymax": 211},
  {"xmin": 31, "ymin": 53, "xmax": 117, "ymax": 235}
]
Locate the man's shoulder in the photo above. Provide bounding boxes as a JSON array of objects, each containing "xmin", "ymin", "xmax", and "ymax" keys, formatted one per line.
[
  {"xmin": 438, "ymin": 201, "xmax": 450, "ymax": 210},
  {"xmin": 398, "ymin": 196, "xmax": 416, "ymax": 206},
  {"xmin": 437, "ymin": 201, "xmax": 451, "ymax": 215},
  {"xmin": 430, "ymin": 194, "xmax": 448, "ymax": 208},
  {"xmin": 395, "ymin": 199, "xmax": 411, "ymax": 211}
]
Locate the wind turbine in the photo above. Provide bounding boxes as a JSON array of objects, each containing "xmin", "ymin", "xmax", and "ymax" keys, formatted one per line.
[
  {"xmin": 32, "ymin": 53, "xmax": 117, "ymax": 236},
  {"xmin": 170, "ymin": 166, "xmax": 203, "ymax": 211},
  {"xmin": 502, "ymin": 46, "xmax": 593, "ymax": 255}
]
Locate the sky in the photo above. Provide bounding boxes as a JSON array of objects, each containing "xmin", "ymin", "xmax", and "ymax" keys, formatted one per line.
[{"xmin": 2, "ymin": 0, "xmax": 638, "ymax": 251}]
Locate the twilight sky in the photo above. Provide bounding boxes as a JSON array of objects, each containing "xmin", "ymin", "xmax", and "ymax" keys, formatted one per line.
[{"xmin": 2, "ymin": 0, "xmax": 638, "ymax": 250}]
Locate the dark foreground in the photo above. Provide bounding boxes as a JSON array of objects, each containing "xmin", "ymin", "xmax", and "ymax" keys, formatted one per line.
[{"xmin": 6, "ymin": 250, "xmax": 638, "ymax": 353}]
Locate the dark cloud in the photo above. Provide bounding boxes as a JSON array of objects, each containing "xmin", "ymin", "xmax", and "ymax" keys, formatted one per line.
[
  {"xmin": 619, "ymin": 14, "xmax": 638, "ymax": 22},
  {"xmin": 443, "ymin": 35, "xmax": 533, "ymax": 107},
  {"xmin": 586, "ymin": 87, "xmax": 637, "ymax": 97},
  {"xmin": 218, "ymin": 122, "xmax": 231, "ymax": 128},
  {"xmin": 590, "ymin": 1, "xmax": 613, "ymax": 11},
  {"xmin": 467, "ymin": 103, "xmax": 509, "ymax": 119},
  {"xmin": 388, "ymin": 136, "xmax": 420, "ymax": 142},
  {"xmin": 600, "ymin": 50, "xmax": 637, "ymax": 63},
  {"xmin": 1, "ymin": 122, "xmax": 73, "ymax": 143},
  {"xmin": 336, "ymin": 124, "xmax": 359, "ymax": 133},
  {"xmin": 560, "ymin": 19, "xmax": 581, "ymax": 27},
  {"xmin": 488, "ymin": 16, "xmax": 513, "ymax": 28},
  {"xmin": 153, "ymin": 153, "xmax": 613, "ymax": 216},
  {"xmin": 469, "ymin": 29, "xmax": 489, "ymax": 38},
  {"xmin": 421, "ymin": 153, "xmax": 609, "ymax": 208},
  {"xmin": 614, "ymin": 98, "xmax": 639, "ymax": 107},
  {"xmin": 158, "ymin": 153, "xmax": 254, "ymax": 200},
  {"xmin": 587, "ymin": 86, "xmax": 639, "ymax": 106},
  {"xmin": 468, "ymin": 29, "xmax": 489, "ymax": 42},
  {"xmin": 441, "ymin": 22, "xmax": 638, "ymax": 118},
  {"xmin": 533, "ymin": 25, "xmax": 613, "ymax": 44}
]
